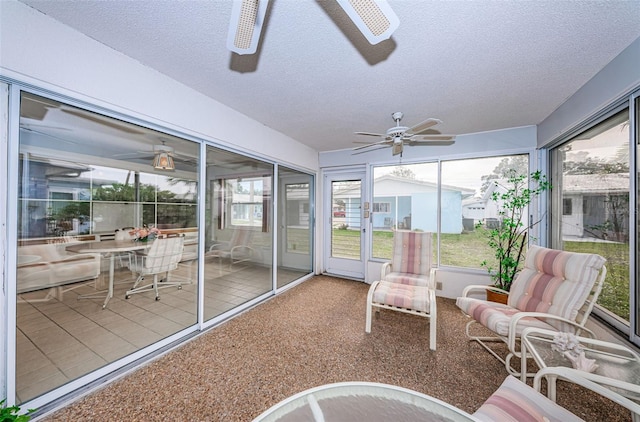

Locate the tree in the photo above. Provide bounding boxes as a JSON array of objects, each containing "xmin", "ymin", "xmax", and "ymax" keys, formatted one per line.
[
  {"xmin": 389, "ymin": 167, "xmax": 416, "ymax": 179},
  {"xmin": 478, "ymin": 170, "xmax": 551, "ymax": 291},
  {"xmin": 480, "ymin": 156, "xmax": 528, "ymax": 193}
]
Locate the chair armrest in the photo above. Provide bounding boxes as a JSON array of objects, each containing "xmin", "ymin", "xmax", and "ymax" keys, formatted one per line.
[
  {"xmin": 461, "ymin": 284, "xmax": 509, "ymax": 297},
  {"xmin": 230, "ymin": 245, "xmax": 254, "ymax": 257},
  {"xmin": 428, "ymin": 267, "xmax": 438, "ymax": 290},
  {"xmin": 507, "ymin": 311, "xmax": 596, "ymax": 352},
  {"xmin": 380, "ymin": 262, "xmax": 391, "ymax": 280},
  {"xmin": 208, "ymin": 241, "xmax": 230, "ymax": 252}
]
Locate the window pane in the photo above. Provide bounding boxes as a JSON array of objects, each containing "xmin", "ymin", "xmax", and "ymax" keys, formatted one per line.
[
  {"xmin": 440, "ymin": 155, "xmax": 529, "ymax": 269},
  {"xmin": 372, "ymin": 163, "xmax": 438, "ymax": 260},
  {"xmin": 551, "ymin": 109, "xmax": 630, "ymax": 324}
]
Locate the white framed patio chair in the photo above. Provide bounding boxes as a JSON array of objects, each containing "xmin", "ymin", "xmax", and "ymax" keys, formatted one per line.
[
  {"xmin": 456, "ymin": 245, "xmax": 607, "ymax": 379},
  {"xmin": 366, "ymin": 231, "xmax": 437, "ymax": 350},
  {"xmin": 125, "ymin": 234, "xmax": 185, "ymax": 301},
  {"xmin": 205, "ymin": 228, "xmax": 254, "ymax": 269}
]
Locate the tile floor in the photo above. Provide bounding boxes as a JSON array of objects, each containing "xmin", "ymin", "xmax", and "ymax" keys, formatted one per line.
[{"xmin": 15, "ymin": 259, "xmax": 308, "ymax": 403}]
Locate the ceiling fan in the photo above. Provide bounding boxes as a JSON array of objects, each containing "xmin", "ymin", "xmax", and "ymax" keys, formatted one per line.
[
  {"xmin": 227, "ymin": 0, "xmax": 399, "ymax": 55},
  {"xmin": 353, "ymin": 112, "xmax": 456, "ymax": 156},
  {"xmin": 113, "ymin": 139, "xmax": 196, "ymax": 168}
]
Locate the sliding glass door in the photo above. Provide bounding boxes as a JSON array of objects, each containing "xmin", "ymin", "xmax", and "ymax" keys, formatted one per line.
[
  {"xmin": 15, "ymin": 91, "xmax": 199, "ymax": 403},
  {"xmin": 550, "ymin": 109, "xmax": 631, "ymax": 332},
  {"xmin": 277, "ymin": 166, "xmax": 313, "ymax": 288}
]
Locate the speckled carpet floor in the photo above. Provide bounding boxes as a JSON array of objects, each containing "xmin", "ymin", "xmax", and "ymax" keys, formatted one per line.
[{"xmin": 41, "ymin": 275, "xmax": 631, "ymax": 421}]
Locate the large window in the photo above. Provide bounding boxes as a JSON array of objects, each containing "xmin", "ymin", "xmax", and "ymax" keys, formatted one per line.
[
  {"xmin": 371, "ymin": 156, "xmax": 532, "ymax": 269},
  {"xmin": 550, "ymin": 109, "xmax": 630, "ymax": 328},
  {"xmin": 16, "ymin": 92, "xmax": 199, "ymax": 403}
]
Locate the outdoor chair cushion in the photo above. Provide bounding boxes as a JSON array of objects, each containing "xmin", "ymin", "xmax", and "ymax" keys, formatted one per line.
[
  {"xmin": 372, "ymin": 280, "xmax": 431, "ymax": 313},
  {"xmin": 507, "ymin": 245, "xmax": 607, "ymax": 332},
  {"xmin": 473, "ymin": 375, "xmax": 584, "ymax": 422},
  {"xmin": 455, "ymin": 297, "xmax": 556, "ymax": 337}
]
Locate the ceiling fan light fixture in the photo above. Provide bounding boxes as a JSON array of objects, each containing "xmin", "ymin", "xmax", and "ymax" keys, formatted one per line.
[
  {"xmin": 227, "ymin": 0, "xmax": 270, "ymax": 55},
  {"xmin": 152, "ymin": 145, "xmax": 176, "ymax": 171},
  {"xmin": 336, "ymin": 0, "xmax": 399, "ymax": 45}
]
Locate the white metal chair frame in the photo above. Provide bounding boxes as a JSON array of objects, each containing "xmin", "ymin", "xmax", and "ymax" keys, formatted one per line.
[
  {"xmin": 459, "ymin": 259, "xmax": 607, "ymax": 379},
  {"xmin": 125, "ymin": 235, "xmax": 185, "ymax": 301},
  {"xmin": 365, "ymin": 268, "xmax": 438, "ymax": 350}
]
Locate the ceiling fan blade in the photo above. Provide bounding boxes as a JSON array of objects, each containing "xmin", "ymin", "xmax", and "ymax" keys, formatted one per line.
[
  {"xmin": 407, "ymin": 118, "xmax": 443, "ymax": 135},
  {"xmin": 412, "ymin": 134, "xmax": 456, "ymax": 141},
  {"xmin": 355, "ymin": 131, "xmax": 386, "ymax": 137},
  {"xmin": 336, "ymin": 0, "xmax": 399, "ymax": 45},
  {"xmin": 352, "ymin": 139, "xmax": 391, "ymax": 150},
  {"xmin": 408, "ymin": 139, "xmax": 456, "ymax": 146},
  {"xmin": 352, "ymin": 145, "xmax": 389, "ymax": 155},
  {"xmin": 60, "ymin": 109, "xmax": 146, "ymax": 134},
  {"xmin": 391, "ymin": 143, "xmax": 403, "ymax": 156},
  {"xmin": 227, "ymin": 0, "xmax": 270, "ymax": 55}
]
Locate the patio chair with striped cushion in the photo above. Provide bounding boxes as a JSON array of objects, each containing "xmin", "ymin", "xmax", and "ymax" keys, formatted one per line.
[
  {"xmin": 366, "ymin": 230, "xmax": 437, "ymax": 350},
  {"xmin": 456, "ymin": 245, "xmax": 607, "ymax": 379}
]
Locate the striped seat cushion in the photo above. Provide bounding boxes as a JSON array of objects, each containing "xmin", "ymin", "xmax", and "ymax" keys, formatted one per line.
[
  {"xmin": 474, "ymin": 376, "xmax": 584, "ymax": 422},
  {"xmin": 508, "ymin": 246, "xmax": 606, "ymax": 332},
  {"xmin": 384, "ymin": 272, "xmax": 430, "ymax": 287},
  {"xmin": 455, "ymin": 297, "xmax": 555, "ymax": 337},
  {"xmin": 372, "ymin": 281, "xmax": 431, "ymax": 313}
]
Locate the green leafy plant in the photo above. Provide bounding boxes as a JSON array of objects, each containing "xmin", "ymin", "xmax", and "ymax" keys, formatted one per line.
[
  {"xmin": 478, "ymin": 170, "xmax": 551, "ymax": 291},
  {"xmin": 1, "ymin": 400, "xmax": 35, "ymax": 421}
]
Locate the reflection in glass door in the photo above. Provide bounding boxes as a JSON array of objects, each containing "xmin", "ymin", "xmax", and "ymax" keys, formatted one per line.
[
  {"xmin": 324, "ymin": 173, "xmax": 365, "ymax": 279},
  {"xmin": 277, "ymin": 166, "xmax": 313, "ymax": 288}
]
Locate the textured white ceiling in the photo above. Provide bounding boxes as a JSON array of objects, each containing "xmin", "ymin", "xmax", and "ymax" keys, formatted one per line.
[{"xmin": 17, "ymin": 0, "xmax": 640, "ymax": 153}]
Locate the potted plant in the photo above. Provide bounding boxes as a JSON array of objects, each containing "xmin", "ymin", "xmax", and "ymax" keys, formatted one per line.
[
  {"xmin": 478, "ymin": 170, "xmax": 551, "ymax": 302},
  {"xmin": 1, "ymin": 400, "xmax": 35, "ymax": 421}
]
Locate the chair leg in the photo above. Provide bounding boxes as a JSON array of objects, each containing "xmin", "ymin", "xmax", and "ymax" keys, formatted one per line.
[
  {"xmin": 365, "ymin": 281, "xmax": 379, "ymax": 333},
  {"xmin": 429, "ymin": 304, "xmax": 437, "ymax": 351}
]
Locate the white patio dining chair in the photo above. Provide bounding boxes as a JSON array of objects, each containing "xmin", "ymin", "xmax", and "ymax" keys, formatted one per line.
[
  {"xmin": 456, "ymin": 245, "xmax": 607, "ymax": 379},
  {"xmin": 125, "ymin": 234, "xmax": 185, "ymax": 301}
]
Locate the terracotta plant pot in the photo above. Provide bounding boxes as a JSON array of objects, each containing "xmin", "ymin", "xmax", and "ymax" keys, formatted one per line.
[{"xmin": 486, "ymin": 288, "xmax": 508, "ymax": 304}]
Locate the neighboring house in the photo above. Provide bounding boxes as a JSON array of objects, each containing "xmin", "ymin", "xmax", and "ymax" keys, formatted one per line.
[
  {"xmin": 562, "ymin": 173, "xmax": 629, "ymax": 241},
  {"xmin": 333, "ymin": 175, "xmax": 475, "ymax": 233}
]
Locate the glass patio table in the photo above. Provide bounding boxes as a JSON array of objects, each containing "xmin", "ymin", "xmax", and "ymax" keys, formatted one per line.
[
  {"xmin": 522, "ymin": 327, "xmax": 640, "ymax": 404},
  {"xmin": 252, "ymin": 381, "xmax": 479, "ymax": 422}
]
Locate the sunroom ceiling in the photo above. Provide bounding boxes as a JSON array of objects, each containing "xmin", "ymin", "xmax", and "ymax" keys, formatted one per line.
[{"xmin": 17, "ymin": 0, "xmax": 640, "ymax": 153}]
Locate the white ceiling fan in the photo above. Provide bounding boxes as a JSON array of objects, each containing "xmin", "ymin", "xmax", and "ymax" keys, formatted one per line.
[
  {"xmin": 227, "ymin": 0, "xmax": 399, "ymax": 55},
  {"xmin": 353, "ymin": 112, "xmax": 456, "ymax": 156}
]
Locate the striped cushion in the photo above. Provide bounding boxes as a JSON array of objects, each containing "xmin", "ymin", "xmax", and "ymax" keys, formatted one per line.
[
  {"xmin": 508, "ymin": 246, "xmax": 606, "ymax": 331},
  {"xmin": 384, "ymin": 272, "xmax": 430, "ymax": 287},
  {"xmin": 372, "ymin": 281, "xmax": 431, "ymax": 313},
  {"xmin": 474, "ymin": 376, "xmax": 584, "ymax": 422},
  {"xmin": 455, "ymin": 297, "xmax": 555, "ymax": 336},
  {"xmin": 388, "ymin": 231, "xmax": 432, "ymax": 277}
]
